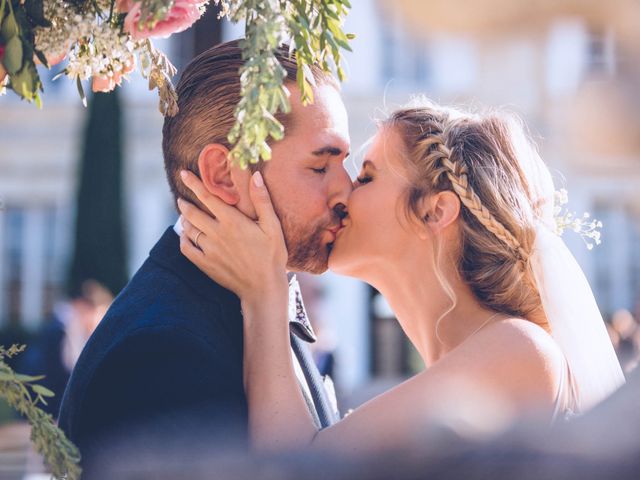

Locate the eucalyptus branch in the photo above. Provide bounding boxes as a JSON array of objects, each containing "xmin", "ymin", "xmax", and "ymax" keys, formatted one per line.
[
  {"xmin": 223, "ymin": 0, "xmax": 289, "ymax": 168},
  {"xmin": 284, "ymin": 0, "xmax": 353, "ymax": 103},
  {"xmin": 0, "ymin": 344, "xmax": 81, "ymax": 480},
  {"xmin": 216, "ymin": 0, "xmax": 354, "ymax": 168}
]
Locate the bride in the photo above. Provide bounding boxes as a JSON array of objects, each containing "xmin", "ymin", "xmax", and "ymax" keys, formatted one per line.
[{"xmin": 176, "ymin": 100, "xmax": 624, "ymax": 455}]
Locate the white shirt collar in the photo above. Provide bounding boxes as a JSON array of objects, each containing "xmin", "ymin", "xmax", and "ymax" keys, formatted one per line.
[{"xmin": 173, "ymin": 216, "xmax": 183, "ymax": 236}]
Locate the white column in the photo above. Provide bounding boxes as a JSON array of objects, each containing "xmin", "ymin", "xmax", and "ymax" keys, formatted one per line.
[
  {"xmin": 0, "ymin": 207, "xmax": 5, "ymax": 327},
  {"xmin": 21, "ymin": 208, "xmax": 46, "ymax": 330},
  {"xmin": 320, "ymin": 272, "xmax": 370, "ymax": 393}
]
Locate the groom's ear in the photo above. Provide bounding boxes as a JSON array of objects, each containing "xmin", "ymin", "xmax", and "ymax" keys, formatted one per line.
[{"xmin": 197, "ymin": 144, "xmax": 240, "ymax": 206}]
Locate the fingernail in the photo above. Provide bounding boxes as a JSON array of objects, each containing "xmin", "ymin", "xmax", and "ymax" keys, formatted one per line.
[
  {"xmin": 252, "ymin": 171, "xmax": 264, "ymax": 188},
  {"xmin": 180, "ymin": 170, "xmax": 188, "ymax": 180}
]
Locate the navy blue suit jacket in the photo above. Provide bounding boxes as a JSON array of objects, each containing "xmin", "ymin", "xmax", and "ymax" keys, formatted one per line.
[{"xmin": 58, "ymin": 227, "xmax": 335, "ymax": 471}]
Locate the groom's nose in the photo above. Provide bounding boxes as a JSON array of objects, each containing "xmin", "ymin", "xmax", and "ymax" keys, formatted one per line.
[
  {"xmin": 327, "ymin": 164, "xmax": 353, "ymax": 211},
  {"xmin": 333, "ymin": 203, "xmax": 348, "ymax": 220}
]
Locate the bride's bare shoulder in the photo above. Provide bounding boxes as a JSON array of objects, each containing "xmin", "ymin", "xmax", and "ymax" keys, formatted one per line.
[
  {"xmin": 467, "ymin": 317, "xmax": 563, "ymax": 369},
  {"xmin": 434, "ymin": 318, "xmax": 564, "ymax": 410},
  {"xmin": 481, "ymin": 316, "xmax": 557, "ymax": 346}
]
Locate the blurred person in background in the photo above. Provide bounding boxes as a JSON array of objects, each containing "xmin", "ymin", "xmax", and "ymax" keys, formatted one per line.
[
  {"xmin": 608, "ymin": 309, "xmax": 640, "ymax": 374},
  {"xmin": 179, "ymin": 99, "xmax": 625, "ymax": 455},
  {"xmin": 18, "ymin": 280, "xmax": 112, "ymax": 417},
  {"xmin": 297, "ymin": 274, "xmax": 337, "ymax": 379}
]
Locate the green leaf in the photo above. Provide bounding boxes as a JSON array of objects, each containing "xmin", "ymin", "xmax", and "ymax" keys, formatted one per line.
[
  {"xmin": 24, "ymin": 0, "xmax": 50, "ymax": 28},
  {"xmin": 34, "ymin": 48, "xmax": 48, "ymax": 68},
  {"xmin": 0, "ymin": 10, "xmax": 18, "ymax": 39},
  {"xmin": 8, "ymin": 62, "xmax": 38, "ymax": 100},
  {"xmin": 76, "ymin": 77, "xmax": 87, "ymax": 107},
  {"xmin": 3, "ymin": 36, "xmax": 23, "ymax": 75},
  {"xmin": 15, "ymin": 374, "xmax": 45, "ymax": 382},
  {"xmin": 0, "ymin": 371, "xmax": 14, "ymax": 381},
  {"xmin": 51, "ymin": 69, "xmax": 65, "ymax": 81},
  {"xmin": 32, "ymin": 384, "xmax": 55, "ymax": 397}
]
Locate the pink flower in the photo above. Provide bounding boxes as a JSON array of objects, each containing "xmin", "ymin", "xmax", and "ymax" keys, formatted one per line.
[
  {"xmin": 115, "ymin": 0, "xmax": 135, "ymax": 13},
  {"xmin": 34, "ymin": 46, "xmax": 69, "ymax": 67},
  {"xmin": 124, "ymin": 0, "xmax": 205, "ymax": 40},
  {"xmin": 91, "ymin": 57, "xmax": 136, "ymax": 93},
  {"xmin": 92, "ymin": 74, "xmax": 120, "ymax": 93}
]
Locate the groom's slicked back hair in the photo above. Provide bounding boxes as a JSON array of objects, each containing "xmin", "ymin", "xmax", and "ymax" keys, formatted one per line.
[{"xmin": 162, "ymin": 39, "xmax": 339, "ymax": 206}]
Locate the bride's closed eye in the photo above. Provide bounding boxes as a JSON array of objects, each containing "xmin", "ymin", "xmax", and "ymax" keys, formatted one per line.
[{"xmin": 356, "ymin": 174, "xmax": 372, "ymax": 184}]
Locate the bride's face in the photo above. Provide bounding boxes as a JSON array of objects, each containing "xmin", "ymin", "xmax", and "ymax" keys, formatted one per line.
[{"xmin": 329, "ymin": 128, "xmax": 419, "ymax": 278}]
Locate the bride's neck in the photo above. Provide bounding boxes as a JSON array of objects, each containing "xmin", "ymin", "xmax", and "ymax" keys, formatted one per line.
[{"xmin": 366, "ymin": 255, "xmax": 497, "ymax": 366}]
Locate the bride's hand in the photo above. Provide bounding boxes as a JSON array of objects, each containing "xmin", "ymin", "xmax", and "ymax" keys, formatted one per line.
[{"xmin": 177, "ymin": 170, "xmax": 289, "ymax": 306}]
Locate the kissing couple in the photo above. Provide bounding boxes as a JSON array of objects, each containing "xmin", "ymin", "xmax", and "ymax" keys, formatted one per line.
[{"xmin": 59, "ymin": 39, "xmax": 625, "ymax": 470}]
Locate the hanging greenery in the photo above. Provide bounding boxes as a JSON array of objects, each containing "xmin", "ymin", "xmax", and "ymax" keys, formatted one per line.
[
  {"xmin": 0, "ymin": 345, "xmax": 81, "ymax": 479},
  {"xmin": 0, "ymin": 0, "xmax": 354, "ymax": 167}
]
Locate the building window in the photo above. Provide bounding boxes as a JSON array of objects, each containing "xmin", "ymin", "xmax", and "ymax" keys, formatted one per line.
[
  {"xmin": 379, "ymin": 11, "xmax": 430, "ymax": 90},
  {"xmin": 586, "ymin": 28, "xmax": 616, "ymax": 76},
  {"xmin": 0, "ymin": 206, "xmax": 65, "ymax": 329}
]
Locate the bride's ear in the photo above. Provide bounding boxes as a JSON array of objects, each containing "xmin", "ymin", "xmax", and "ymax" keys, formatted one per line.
[
  {"xmin": 418, "ymin": 191, "xmax": 461, "ymax": 238},
  {"xmin": 197, "ymin": 144, "xmax": 240, "ymax": 206}
]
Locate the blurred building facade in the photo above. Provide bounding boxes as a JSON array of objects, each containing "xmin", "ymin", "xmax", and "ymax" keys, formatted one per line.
[{"xmin": 0, "ymin": 0, "xmax": 639, "ymax": 406}]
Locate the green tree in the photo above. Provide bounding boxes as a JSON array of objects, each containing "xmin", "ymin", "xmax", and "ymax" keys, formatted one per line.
[{"xmin": 68, "ymin": 90, "xmax": 128, "ymax": 297}]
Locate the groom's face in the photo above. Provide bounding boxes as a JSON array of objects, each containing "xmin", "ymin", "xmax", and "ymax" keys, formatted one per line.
[{"xmin": 261, "ymin": 84, "xmax": 352, "ymax": 274}]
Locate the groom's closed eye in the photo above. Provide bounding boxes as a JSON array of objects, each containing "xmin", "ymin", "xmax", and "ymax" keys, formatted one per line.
[{"xmin": 309, "ymin": 145, "xmax": 350, "ymax": 175}]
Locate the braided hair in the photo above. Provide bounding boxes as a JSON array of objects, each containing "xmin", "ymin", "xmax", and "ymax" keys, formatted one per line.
[{"xmin": 384, "ymin": 102, "xmax": 549, "ymax": 327}]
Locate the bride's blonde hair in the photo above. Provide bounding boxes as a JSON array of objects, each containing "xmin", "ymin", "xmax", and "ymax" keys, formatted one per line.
[{"xmin": 383, "ymin": 99, "xmax": 555, "ymax": 330}]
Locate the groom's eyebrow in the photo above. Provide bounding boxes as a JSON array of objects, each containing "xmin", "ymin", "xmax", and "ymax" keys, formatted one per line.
[{"xmin": 312, "ymin": 146, "xmax": 349, "ymax": 157}]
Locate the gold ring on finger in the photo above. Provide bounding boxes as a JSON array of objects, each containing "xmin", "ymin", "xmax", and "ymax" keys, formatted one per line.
[{"xmin": 194, "ymin": 230, "xmax": 203, "ymax": 249}]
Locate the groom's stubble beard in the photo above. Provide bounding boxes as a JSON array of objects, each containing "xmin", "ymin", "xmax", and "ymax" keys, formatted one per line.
[{"xmin": 271, "ymin": 199, "xmax": 340, "ymax": 275}]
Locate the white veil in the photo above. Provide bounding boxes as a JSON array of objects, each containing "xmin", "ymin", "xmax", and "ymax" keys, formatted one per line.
[
  {"xmin": 507, "ymin": 117, "xmax": 625, "ymax": 414},
  {"xmin": 530, "ymin": 222, "xmax": 626, "ymax": 413}
]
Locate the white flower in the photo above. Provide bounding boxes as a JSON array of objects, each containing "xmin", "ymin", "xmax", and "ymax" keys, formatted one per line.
[{"xmin": 553, "ymin": 189, "xmax": 603, "ymax": 250}]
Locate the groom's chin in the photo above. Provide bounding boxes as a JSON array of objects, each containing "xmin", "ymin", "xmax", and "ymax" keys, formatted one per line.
[
  {"xmin": 286, "ymin": 243, "xmax": 330, "ymax": 275},
  {"xmin": 287, "ymin": 257, "xmax": 329, "ymax": 275}
]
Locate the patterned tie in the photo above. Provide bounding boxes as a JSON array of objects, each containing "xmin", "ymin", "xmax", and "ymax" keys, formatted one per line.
[
  {"xmin": 287, "ymin": 275, "xmax": 339, "ymax": 426},
  {"xmin": 288, "ymin": 275, "xmax": 317, "ymax": 343}
]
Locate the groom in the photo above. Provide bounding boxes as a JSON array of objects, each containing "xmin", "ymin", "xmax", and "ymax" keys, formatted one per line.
[{"xmin": 58, "ymin": 40, "xmax": 352, "ymax": 470}]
